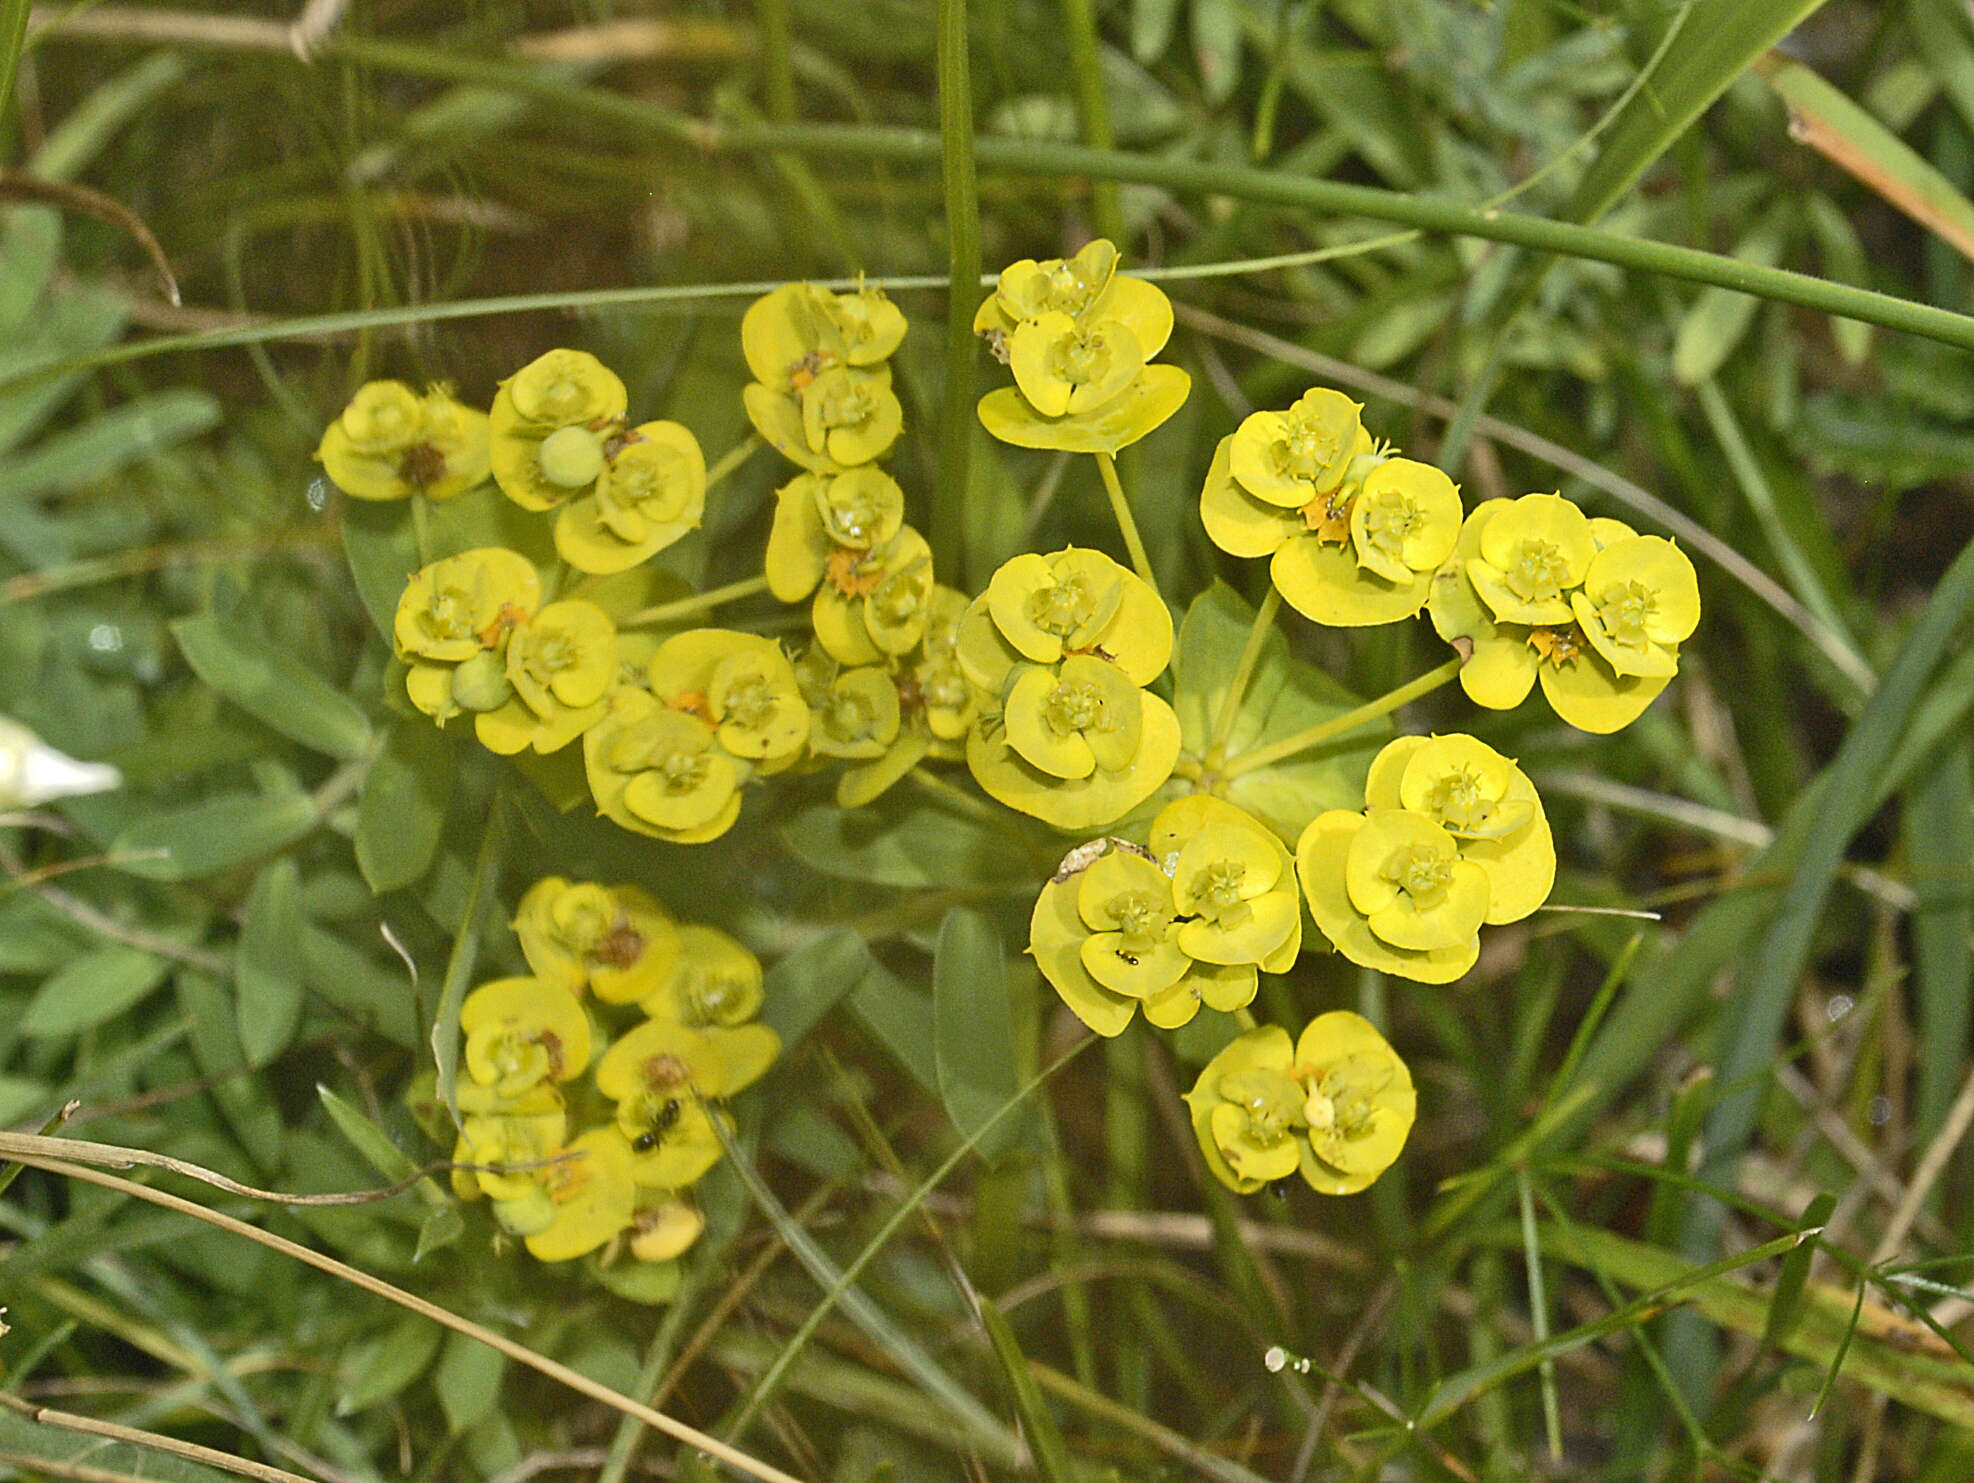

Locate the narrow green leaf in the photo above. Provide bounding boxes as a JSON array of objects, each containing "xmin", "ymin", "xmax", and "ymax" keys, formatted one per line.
[
  {"xmin": 1697, "ymin": 535, "xmax": 1974, "ymax": 1234},
  {"xmin": 21, "ymin": 945, "xmax": 168, "ymax": 1037},
  {"xmin": 356, "ymin": 717, "xmax": 454, "ymax": 892},
  {"xmin": 758, "ymin": 928, "xmax": 872, "ymax": 1050},
  {"xmin": 340, "ymin": 497, "xmax": 419, "ymax": 641},
  {"xmin": 1763, "ymin": 55, "xmax": 1974, "ymax": 263},
  {"xmin": 933, "ymin": 908, "xmax": 1027, "ymax": 1164},
  {"xmin": 0, "ymin": 0, "xmax": 31, "ymax": 128},
  {"xmin": 317, "ymin": 1084, "xmax": 427, "ymax": 1188},
  {"xmin": 176, "ymin": 967, "xmax": 285, "ymax": 1169},
  {"xmin": 1672, "ymin": 220, "xmax": 1787, "ymax": 386},
  {"xmin": 339, "ymin": 1312, "xmax": 444, "ymax": 1414},
  {"xmin": 299, "ymin": 923, "xmax": 419, "ymax": 1047},
  {"xmin": 1564, "ymin": 0, "xmax": 1833, "ymax": 223},
  {"xmin": 1906, "ymin": 739, "xmax": 1974, "ymax": 1144},
  {"xmin": 413, "ymin": 1204, "xmax": 465, "ymax": 1262},
  {"xmin": 1763, "ymin": 1192, "xmax": 1836, "ymax": 1350},
  {"xmin": 977, "ymin": 1298, "xmax": 1078, "ymax": 1483},
  {"xmin": 171, "ymin": 614, "xmax": 374, "ymax": 761},
  {"xmin": 0, "ymin": 389, "xmax": 219, "ymax": 505},
  {"xmin": 236, "ymin": 858, "xmax": 304, "ymax": 1067},
  {"xmin": 113, "ymin": 790, "xmax": 319, "ymax": 880},
  {"xmin": 848, "ymin": 963, "xmax": 941, "ymax": 1095},
  {"xmin": 433, "ymin": 1330, "xmax": 507, "ymax": 1434}
]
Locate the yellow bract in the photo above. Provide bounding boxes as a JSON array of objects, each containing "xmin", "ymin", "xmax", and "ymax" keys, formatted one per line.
[
  {"xmin": 641, "ymin": 925, "xmax": 766, "ymax": 1029},
  {"xmin": 317, "ymin": 380, "xmax": 490, "ymax": 502},
  {"xmin": 460, "ymin": 976, "xmax": 593, "ymax": 1100},
  {"xmin": 1029, "ymin": 843, "xmax": 1256, "ymax": 1037},
  {"xmin": 475, "ymin": 600, "xmax": 618, "ymax": 756},
  {"xmin": 1295, "ymin": 808, "xmax": 1484, "ymax": 984},
  {"xmin": 1152, "ymin": 795, "xmax": 1302, "ymax": 971},
  {"xmin": 394, "ymin": 548, "xmax": 539, "ymax": 666},
  {"xmin": 520, "ymin": 1128, "xmax": 638, "ymax": 1262},
  {"xmin": 554, "ymin": 421, "xmax": 706, "ymax": 575},
  {"xmin": 1201, "ymin": 391, "xmax": 1462, "ymax": 627},
  {"xmin": 1183, "ymin": 1014, "xmax": 1415, "ymax": 1195},
  {"xmin": 595, "ymin": 1018, "xmax": 781, "ymax": 1188},
  {"xmin": 742, "ymin": 280, "xmax": 906, "ymax": 390},
  {"xmin": 1429, "ymin": 498, "xmax": 1698, "ymax": 733},
  {"xmin": 1363, "ymin": 734, "xmax": 1554, "ymax": 925},
  {"xmin": 975, "ymin": 239, "xmax": 1188, "ymax": 452},
  {"xmin": 965, "ymin": 548, "xmax": 1171, "ymax": 688},
  {"xmin": 813, "ymin": 526, "xmax": 936, "ymax": 666},
  {"xmin": 513, "ymin": 877, "xmax": 680, "ymax": 1004},
  {"xmin": 489, "ymin": 349, "xmax": 629, "ymax": 512},
  {"xmin": 745, "ymin": 367, "xmax": 903, "ymax": 474}
]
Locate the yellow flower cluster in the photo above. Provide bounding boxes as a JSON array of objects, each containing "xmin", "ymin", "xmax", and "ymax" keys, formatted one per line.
[
  {"xmin": 1184, "ymin": 1014, "xmax": 1415, "ymax": 1195},
  {"xmin": 1030, "ymin": 796, "xmax": 1298, "ymax": 1036},
  {"xmin": 975, "ymin": 240, "xmax": 1191, "ymax": 454},
  {"xmin": 317, "ymin": 381, "xmax": 490, "ymax": 503},
  {"xmin": 958, "ymin": 548, "xmax": 1179, "ymax": 829},
  {"xmin": 585, "ymin": 629, "xmax": 810, "ymax": 842},
  {"xmin": 451, "ymin": 876, "xmax": 779, "ymax": 1271},
  {"xmin": 1429, "ymin": 496, "xmax": 1701, "ymax": 733},
  {"xmin": 1200, "ymin": 388, "xmax": 1462, "ymax": 626},
  {"xmin": 1297, "ymin": 734, "xmax": 1555, "ymax": 985},
  {"xmin": 393, "ymin": 547, "xmax": 619, "ymax": 757},
  {"xmin": 742, "ymin": 281, "xmax": 906, "ymax": 472}
]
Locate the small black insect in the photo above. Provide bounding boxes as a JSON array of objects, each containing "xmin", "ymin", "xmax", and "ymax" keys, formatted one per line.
[{"xmin": 633, "ymin": 1099, "xmax": 683, "ymax": 1152}]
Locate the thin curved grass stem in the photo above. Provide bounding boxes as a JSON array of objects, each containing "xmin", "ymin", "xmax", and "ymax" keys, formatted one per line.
[
  {"xmin": 1205, "ymin": 585, "xmax": 1282, "ymax": 771},
  {"xmin": 1093, "ymin": 452, "xmax": 1159, "ymax": 598},
  {"xmin": 1221, "ymin": 658, "xmax": 1462, "ymax": 780}
]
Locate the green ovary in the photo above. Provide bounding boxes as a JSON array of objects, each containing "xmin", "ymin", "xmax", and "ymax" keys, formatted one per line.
[
  {"xmin": 872, "ymin": 573, "xmax": 923, "ymax": 626},
  {"xmin": 1049, "ymin": 329, "xmax": 1112, "ymax": 387},
  {"xmin": 1596, "ymin": 580, "xmax": 1657, "ymax": 647},
  {"xmin": 1382, "ymin": 845, "xmax": 1452, "ymax": 904},
  {"xmin": 425, "ymin": 584, "xmax": 480, "ymax": 643},
  {"xmin": 719, "ymin": 673, "xmax": 777, "ymax": 731},
  {"xmin": 1218, "ymin": 1069, "xmax": 1303, "ymax": 1144},
  {"xmin": 1505, "ymin": 539, "xmax": 1571, "ymax": 604},
  {"xmin": 1045, "ymin": 679, "xmax": 1105, "ymax": 735},
  {"xmin": 1026, "ymin": 576, "xmax": 1097, "ymax": 637},
  {"xmin": 487, "ymin": 1030, "xmax": 551, "ymax": 1088},
  {"xmin": 1360, "ymin": 491, "xmax": 1420, "ymax": 555},
  {"xmin": 818, "ymin": 381, "xmax": 872, "ymax": 429},
  {"xmin": 538, "ymin": 426, "xmax": 605, "ymax": 488},
  {"xmin": 1191, "ymin": 861, "xmax": 1253, "ymax": 927},
  {"xmin": 1423, "ymin": 768, "xmax": 1487, "ymax": 832},
  {"xmin": 659, "ymin": 750, "xmax": 711, "ymax": 794}
]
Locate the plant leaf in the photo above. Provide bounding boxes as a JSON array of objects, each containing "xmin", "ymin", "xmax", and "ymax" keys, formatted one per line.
[
  {"xmin": 933, "ymin": 907, "xmax": 1028, "ymax": 1164},
  {"xmin": 236, "ymin": 857, "xmax": 304, "ymax": 1067},
  {"xmin": 171, "ymin": 614, "xmax": 374, "ymax": 762}
]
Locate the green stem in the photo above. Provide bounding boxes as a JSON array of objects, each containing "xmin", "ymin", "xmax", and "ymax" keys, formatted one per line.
[
  {"xmin": 0, "ymin": 0, "xmax": 33, "ymax": 138},
  {"xmin": 409, "ymin": 492, "xmax": 432, "ymax": 566},
  {"xmin": 270, "ymin": 38, "xmax": 1974, "ymax": 357},
  {"xmin": 431, "ymin": 793, "xmax": 505, "ymax": 1124},
  {"xmin": 933, "ymin": 0, "xmax": 980, "ymax": 583},
  {"xmin": 1093, "ymin": 451, "xmax": 1158, "ymax": 598},
  {"xmin": 755, "ymin": 0, "xmax": 796, "ymax": 123},
  {"xmin": 1057, "ymin": 0, "xmax": 1122, "ymax": 242},
  {"xmin": 1220, "ymin": 656, "xmax": 1462, "ymax": 780},
  {"xmin": 703, "ymin": 432, "xmax": 761, "ymax": 492},
  {"xmin": 1204, "ymin": 586, "xmax": 1281, "ymax": 771},
  {"xmin": 620, "ymin": 573, "xmax": 771, "ymax": 628}
]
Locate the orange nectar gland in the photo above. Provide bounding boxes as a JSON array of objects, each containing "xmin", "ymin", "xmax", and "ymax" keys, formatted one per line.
[
  {"xmin": 827, "ymin": 545, "xmax": 886, "ymax": 597},
  {"xmin": 788, "ymin": 349, "xmax": 838, "ymax": 389},
  {"xmin": 545, "ymin": 1147, "xmax": 595, "ymax": 1205},
  {"xmin": 666, "ymin": 690, "xmax": 714, "ymax": 723},
  {"xmin": 476, "ymin": 602, "xmax": 528, "ymax": 649},
  {"xmin": 641, "ymin": 1052, "xmax": 692, "ymax": 1090},
  {"xmin": 594, "ymin": 920, "xmax": 648, "ymax": 970},
  {"xmin": 397, "ymin": 441, "xmax": 449, "ymax": 490},
  {"xmin": 1300, "ymin": 487, "xmax": 1354, "ymax": 545},
  {"xmin": 1526, "ymin": 625, "xmax": 1584, "ymax": 665}
]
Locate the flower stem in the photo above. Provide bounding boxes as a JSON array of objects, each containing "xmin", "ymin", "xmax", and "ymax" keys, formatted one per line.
[
  {"xmin": 1219, "ymin": 655, "xmax": 1463, "ymax": 780},
  {"xmin": 1093, "ymin": 451, "xmax": 1159, "ymax": 599},
  {"xmin": 1204, "ymin": 586, "xmax": 1282, "ymax": 771},
  {"xmin": 703, "ymin": 433, "xmax": 761, "ymax": 493},
  {"xmin": 932, "ymin": 0, "xmax": 980, "ymax": 583},
  {"xmin": 621, "ymin": 573, "xmax": 771, "ymax": 628},
  {"xmin": 410, "ymin": 491, "xmax": 432, "ymax": 565}
]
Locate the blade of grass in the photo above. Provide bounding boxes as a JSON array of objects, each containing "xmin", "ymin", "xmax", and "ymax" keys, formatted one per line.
[
  {"xmin": 711, "ymin": 1035, "xmax": 1095, "ymax": 1452},
  {"xmin": 0, "ymin": 0, "xmax": 29, "ymax": 118},
  {"xmin": 1515, "ymin": 1171, "xmax": 1563, "ymax": 1463},
  {"xmin": 431, "ymin": 792, "xmax": 505, "ymax": 1125},
  {"xmin": 1761, "ymin": 53, "xmax": 1974, "ymax": 262},
  {"xmin": 976, "ymin": 1298, "xmax": 1077, "ymax": 1483},
  {"xmin": 1692, "ymin": 535, "xmax": 1974, "ymax": 1249},
  {"xmin": 1562, "ymin": 0, "xmax": 1833, "ymax": 224},
  {"xmin": 0, "ymin": 1147, "xmax": 806, "ymax": 1483},
  {"xmin": 931, "ymin": 0, "xmax": 979, "ymax": 581},
  {"xmin": 1905, "ymin": 738, "xmax": 1974, "ymax": 1145}
]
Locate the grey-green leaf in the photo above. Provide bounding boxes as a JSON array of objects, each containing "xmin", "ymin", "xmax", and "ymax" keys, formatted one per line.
[
  {"xmin": 115, "ymin": 790, "xmax": 319, "ymax": 880},
  {"xmin": 22, "ymin": 945, "xmax": 169, "ymax": 1037},
  {"xmin": 356, "ymin": 717, "xmax": 454, "ymax": 893},
  {"xmin": 932, "ymin": 908, "xmax": 1028, "ymax": 1164},
  {"xmin": 237, "ymin": 857, "xmax": 304, "ymax": 1067},
  {"xmin": 172, "ymin": 613, "xmax": 374, "ymax": 761}
]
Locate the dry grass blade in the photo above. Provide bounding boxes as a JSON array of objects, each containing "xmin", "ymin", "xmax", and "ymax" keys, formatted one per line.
[
  {"xmin": 0, "ymin": 1147, "xmax": 805, "ymax": 1483},
  {"xmin": 0, "ymin": 1392, "xmax": 317, "ymax": 1483},
  {"xmin": 0, "ymin": 172, "xmax": 180, "ymax": 304}
]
